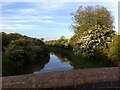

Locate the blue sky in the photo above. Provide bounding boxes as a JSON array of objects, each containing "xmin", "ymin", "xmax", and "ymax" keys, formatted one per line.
[{"xmin": 0, "ymin": 1, "xmax": 119, "ymax": 40}]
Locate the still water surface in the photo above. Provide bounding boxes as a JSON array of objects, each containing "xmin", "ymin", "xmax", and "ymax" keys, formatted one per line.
[{"xmin": 33, "ymin": 54, "xmax": 73, "ymax": 74}]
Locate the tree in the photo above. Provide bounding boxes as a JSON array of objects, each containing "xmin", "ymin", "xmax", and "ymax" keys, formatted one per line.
[
  {"xmin": 2, "ymin": 32, "xmax": 50, "ymax": 76},
  {"xmin": 107, "ymin": 35, "xmax": 120, "ymax": 66},
  {"xmin": 71, "ymin": 6, "xmax": 115, "ymax": 57},
  {"xmin": 72, "ymin": 6, "xmax": 114, "ymax": 35},
  {"xmin": 40, "ymin": 38, "xmax": 44, "ymax": 41},
  {"xmin": 60, "ymin": 36, "xmax": 65, "ymax": 40},
  {"xmin": 73, "ymin": 25, "xmax": 115, "ymax": 57},
  {"xmin": 1, "ymin": 32, "xmax": 23, "ymax": 53},
  {"xmin": 4, "ymin": 37, "xmax": 49, "ymax": 64}
]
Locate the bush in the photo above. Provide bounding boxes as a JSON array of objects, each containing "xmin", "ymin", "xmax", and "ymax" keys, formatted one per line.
[
  {"xmin": 107, "ymin": 35, "xmax": 120, "ymax": 66},
  {"xmin": 2, "ymin": 32, "xmax": 50, "ymax": 76},
  {"xmin": 5, "ymin": 38, "xmax": 49, "ymax": 65}
]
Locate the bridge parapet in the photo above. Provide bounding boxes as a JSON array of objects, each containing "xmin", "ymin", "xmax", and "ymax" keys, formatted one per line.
[{"xmin": 2, "ymin": 67, "xmax": 120, "ymax": 89}]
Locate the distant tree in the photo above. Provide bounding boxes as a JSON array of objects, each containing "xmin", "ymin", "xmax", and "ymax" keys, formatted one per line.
[
  {"xmin": 60, "ymin": 36, "xmax": 65, "ymax": 40},
  {"xmin": 40, "ymin": 38, "xmax": 44, "ymax": 41}
]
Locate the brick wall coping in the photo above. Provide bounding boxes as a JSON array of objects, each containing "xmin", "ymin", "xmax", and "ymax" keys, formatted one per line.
[{"xmin": 2, "ymin": 67, "xmax": 120, "ymax": 89}]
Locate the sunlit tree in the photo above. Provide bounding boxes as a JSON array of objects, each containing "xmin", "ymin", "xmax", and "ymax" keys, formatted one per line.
[
  {"xmin": 72, "ymin": 5, "xmax": 114, "ymax": 35},
  {"xmin": 71, "ymin": 6, "xmax": 115, "ymax": 57},
  {"xmin": 73, "ymin": 25, "xmax": 115, "ymax": 57},
  {"xmin": 107, "ymin": 35, "xmax": 120, "ymax": 66}
]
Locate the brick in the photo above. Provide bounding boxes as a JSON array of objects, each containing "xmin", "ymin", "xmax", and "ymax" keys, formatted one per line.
[{"xmin": 2, "ymin": 67, "xmax": 119, "ymax": 89}]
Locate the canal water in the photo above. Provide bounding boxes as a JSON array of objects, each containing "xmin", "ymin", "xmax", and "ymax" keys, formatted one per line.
[{"xmin": 33, "ymin": 54, "xmax": 73, "ymax": 74}]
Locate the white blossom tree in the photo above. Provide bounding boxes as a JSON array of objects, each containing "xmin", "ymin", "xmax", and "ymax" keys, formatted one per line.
[{"xmin": 73, "ymin": 25, "xmax": 115, "ymax": 57}]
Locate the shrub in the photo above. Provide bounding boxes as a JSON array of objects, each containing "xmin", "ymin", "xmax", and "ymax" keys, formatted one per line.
[
  {"xmin": 73, "ymin": 25, "xmax": 114, "ymax": 57},
  {"xmin": 2, "ymin": 32, "xmax": 50, "ymax": 76},
  {"xmin": 107, "ymin": 35, "xmax": 120, "ymax": 66}
]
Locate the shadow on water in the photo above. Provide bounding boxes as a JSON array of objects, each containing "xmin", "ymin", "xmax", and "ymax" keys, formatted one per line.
[
  {"xmin": 48, "ymin": 47, "xmax": 116, "ymax": 69},
  {"xmin": 20, "ymin": 56, "xmax": 50, "ymax": 75},
  {"xmin": 2, "ymin": 55, "xmax": 50, "ymax": 76}
]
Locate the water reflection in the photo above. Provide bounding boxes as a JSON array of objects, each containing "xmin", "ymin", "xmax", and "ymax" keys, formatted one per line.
[
  {"xmin": 33, "ymin": 48, "xmax": 115, "ymax": 74},
  {"xmin": 33, "ymin": 54, "xmax": 73, "ymax": 74},
  {"xmin": 19, "ymin": 55, "xmax": 50, "ymax": 75}
]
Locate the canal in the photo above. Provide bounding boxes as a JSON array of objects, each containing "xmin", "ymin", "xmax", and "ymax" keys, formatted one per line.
[{"xmin": 33, "ymin": 54, "xmax": 73, "ymax": 74}]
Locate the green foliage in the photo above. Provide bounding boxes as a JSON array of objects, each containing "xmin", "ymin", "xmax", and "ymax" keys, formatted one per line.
[
  {"xmin": 72, "ymin": 5, "xmax": 114, "ymax": 34},
  {"xmin": 73, "ymin": 25, "xmax": 115, "ymax": 57},
  {"xmin": 67, "ymin": 34, "xmax": 78, "ymax": 48},
  {"xmin": 107, "ymin": 35, "xmax": 120, "ymax": 66},
  {"xmin": 1, "ymin": 32, "xmax": 23, "ymax": 53},
  {"xmin": 2, "ymin": 32, "xmax": 50, "ymax": 76},
  {"xmin": 71, "ymin": 5, "xmax": 115, "ymax": 59},
  {"xmin": 45, "ymin": 36, "xmax": 71, "ymax": 49}
]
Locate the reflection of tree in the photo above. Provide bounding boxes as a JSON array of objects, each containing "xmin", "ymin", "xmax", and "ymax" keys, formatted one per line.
[
  {"xmin": 50, "ymin": 48, "xmax": 79, "ymax": 68},
  {"xmin": 50, "ymin": 47, "xmax": 115, "ymax": 69},
  {"xmin": 2, "ymin": 53, "xmax": 50, "ymax": 76},
  {"xmin": 20, "ymin": 56, "xmax": 50, "ymax": 74},
  {"xmin": 52, "ymin": 52, "xmax": 72, "ymax": 64}
]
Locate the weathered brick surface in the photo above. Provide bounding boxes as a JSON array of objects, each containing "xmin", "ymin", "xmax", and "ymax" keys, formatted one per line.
[{"xmin": 2, "ymin": 67, "xmax": 120, "ymax": 89}]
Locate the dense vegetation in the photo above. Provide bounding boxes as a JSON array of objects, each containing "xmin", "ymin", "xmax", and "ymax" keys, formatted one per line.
[
  {"xmin": 45, "ymin": 36, "xmax": 71, "ymax": 49},
  {"xmin": 1, "ymin": 32, "xmax": 50, "ymax": 76},
  {"xmin": 46, "ymin": 6, "xmax": 120, "ymax": 66},
  {"xmin": 107, "ymin": 35, "xmax": 120, "ymax": 66}
]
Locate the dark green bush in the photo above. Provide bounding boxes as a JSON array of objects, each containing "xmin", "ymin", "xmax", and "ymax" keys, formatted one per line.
[{"xmin": 2, "ymin": 32, "xmax": 50, "ymax": 76}]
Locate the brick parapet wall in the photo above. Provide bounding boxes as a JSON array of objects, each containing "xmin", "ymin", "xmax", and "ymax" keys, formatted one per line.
[{"xmin": 2, "ymin": 67, "xmax": 120, "ymax": 89}]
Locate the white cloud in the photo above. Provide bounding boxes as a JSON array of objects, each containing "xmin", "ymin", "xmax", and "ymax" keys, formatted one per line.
[
  {"xmin": 1, "ymin": 27, "xmax": 16, "ymax": 30},
  {"xmin": 3, "ymin": 20, "xmax": 36, "ymax": 23},
  {"xmin": 39, "ymin": 20, "xmax": 54, "ymax": 24},
  {"xmin": 42, "ymin": 16, "xmax": 53, "ymax": 19},
  {"xmin": 0, "ymin": 24, "xmax": 17, "ymax": 31},
  {"xmin": 2, "ymin": 15, "xmax": 37, "ymax": 20},
  {"xmin": 39, "ymin": 19, "xmax": 70, "ymax": 26},
  {"xmin": 35, "ymin": 2, "xmax": 67, "ymax": 10},
  {"xmin": 4, "ymin": 8, "xmax": 38, "ymax": 15},
  {"xmin": 0, "ymin": 2, "xmax": 13, "ymax": 7},
  {"xmin": 0, "ymin": 23, "xmax": 41, "ymax": 32},
  {"xmin": 11, "ymin": 24, "xmax": 38, "ymax": 27},
  {"xmin": 18, "ymin": 9, "xmax": 38, "ymax": 14}
]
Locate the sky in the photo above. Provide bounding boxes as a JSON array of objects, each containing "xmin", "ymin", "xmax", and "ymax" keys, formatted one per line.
[{"xmin": 0, "ymin": 0, "xmax": 119, "ymax": 40}]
